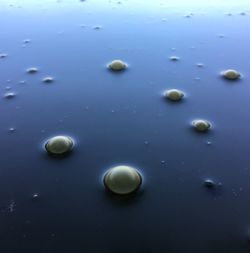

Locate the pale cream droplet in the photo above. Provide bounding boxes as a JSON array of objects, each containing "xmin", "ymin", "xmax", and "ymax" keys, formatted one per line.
[
  {"xmin": 104, "ymin": 165, "xmax": 142, "ymax": 195},
  {"xmin": 45, "ymin": 136, "xmax": 74, "ymax": 155},
  {"xmin": 221, "ymin": 69, "xmax": 241, "ymax": 80},
  {"xmin": 164, "ymin": 89, "xmax": 184, "ymax": 101},
  {"xmin": 192, "ymin": 119, "xmax": 211, "ymax": 132},
  {"xmin": 108, "ymin": 59, "xmax": 127, "ymax": 71}
]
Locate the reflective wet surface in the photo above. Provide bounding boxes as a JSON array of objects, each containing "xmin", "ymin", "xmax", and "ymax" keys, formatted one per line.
[{"xmin": 0, "ymin": 0, "xmax": 250, "ymax": 252}]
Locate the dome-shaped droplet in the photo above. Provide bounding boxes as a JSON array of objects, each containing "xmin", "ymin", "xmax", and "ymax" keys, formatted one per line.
[
  {"xmin": 26, "ymin": 67, "xmax": 38, "ymax": 74},
  {"xmin": 169, "ymin": 56, "xmax": 179, "ymax": 61},
  {"xmin": 192, "ymin": 119, "xmax": 211, "ymax": 132},
  {"xmin": 108, "ymin": 59, "xmax": 127, "ymax": 71},
  {"xmin": 45, "ymin": 135, "xmax": 74, "ymax": 155},
  {"xmin": 164, "ymin": 89, "xmax": 184, "ymax": 101},
  {"xmin": 104, "ymin": 165, "xmax": 142, "ymax": 195},
  {"xmin": 42, "ymin": 77, "xmax": 54, "ymax": 83},
  {"xmin": 4, "ymin": 92, "xmax": 16, "ymax": 99},
  {"xmin": 221, "ymin": 69, "xmax": 241, "ymax": 80},
  {"xmin": 203, "ymin": 179, "xmax": 216, "ymax": 188}
]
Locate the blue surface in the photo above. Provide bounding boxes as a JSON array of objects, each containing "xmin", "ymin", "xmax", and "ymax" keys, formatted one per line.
[{"xmin": 1, "ymin": 1, "xmax": 250, "ymax": 252}]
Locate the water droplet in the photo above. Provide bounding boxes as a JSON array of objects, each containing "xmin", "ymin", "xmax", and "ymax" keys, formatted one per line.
[
  {"xmin": 164, "ymin": 89, "xmax": 184, "ymax": 101},
  {"xmin": 169, "ymin": 56, "xmax": 180, "ymax": 61},
  {"xmin": 93, "ymin": 25, "xmax": 102, "ymax": 30},
  {"xmin": 0, "ymin": 53, "xmax": 7, "ymax": 58},
  {"xmin": 5, "ymin": 86, "xmax": 11, "ymax": 90},
  {"xmin": 26, "ymin": 67, "xmax": 38, "ymax": 74},
  {"xmin": 239, "ymin": 12, "xmax": 247, "ymax": 16},
  {"xmin": 32, "ymin": 193, "xmax": 39, "ymax": 200},
  {"xmin": 4, "ymin": 92, "xmax": 16, "ymax": 99},
  {"xmin": 221, "ymin": 69, "xmax": 241, "ymax": 80},
  {"xmin": 108, "ymin": 59, "xmax": 127, "ymax": 71},
  {"xmin": 218, "ymin": 34, "xmax": 225, "ymax": 38},
  {"xmin": 192, "ymin": 119, "xmax": 211, "ymax": 132},
  {"xmin": 196, "ymin": 63, "xmax": 204, "ymax": 67},
  {"xmin": 203, "ymin": 179, "xmax": 216, "ymax": 188},
  {"xmin": 23, "ymin": 39, "xmax": 31, "ymax": 44},
  {"xmin": 104, "ymin": 165, "xmax": 142, "ymax": 195},
  {"xmin": 8, "ymin": 127, "xmax": 15, "ymax": 133},
  {"xmin": 19, "ymin": 80, "xmax": 26, "ymax": 84},
  {"xmin": 45, "ymin": 135, "xmax": 74, "ymax": 155},
  {"xmin": 42, "ymin": 76, "xmax": 54, "ymax": 83}
]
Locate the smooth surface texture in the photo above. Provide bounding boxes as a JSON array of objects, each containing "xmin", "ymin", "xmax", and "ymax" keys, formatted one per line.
[
  {"xmin": 104, "ymin": 165, "xmax": 142, "ymax": 194},
  {"xmin": 1, "ymin": 1, "xmax": 250, "ymax": 253}
]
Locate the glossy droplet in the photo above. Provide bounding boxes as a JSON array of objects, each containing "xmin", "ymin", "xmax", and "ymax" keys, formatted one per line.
[
  {"xmin": 204, "ymin": 179, "xmax": 216, "ymax": 188},
  {"xmin": 26, "ymin": 67, "xmax": 38, "ymax": 74},
  {"xmin": 4, "ymin": 92, "xmax": 16, "ymax": 99},
  {"xmin": 169, "ymin": 56, "xmax": 179, "ymax": 61},
  {"xmin": 104, "ymin": 165, "xmax": 142, "ymax": 195},
  {"xmin": 196, "ymin": 63, "xmax": 204, "ymax": 67},
  {"xmin": 8, "ymin": 127, "xmax": 15, "ymax": 133},
  {"xmin": 164, "ymin": 89, "xmax": 184, "ymax": 101},
  {"xmin": 42, "ymin": 77, "xmax": 54, "ymax": 83},
  {"xmin": 0, "ymin": 53, "xmax": 7, "ymax": 58},
  {"xmin": 45, "ymin": 135, "xmax": 74, "ymax": 155},
  {"xmin": 23, "ymin": 39, "xmax": 31, "ymax": 44},
  {"xmin": 221, "ymin": 69, "xmax": 241, "ymax": 80},
  {"xmin": 108, "ymin": 59, "xmax": 127, "ymax": 71},
  {"xmin": 192, "ymin": 119, "xmax": 211, "ymax": 132}
]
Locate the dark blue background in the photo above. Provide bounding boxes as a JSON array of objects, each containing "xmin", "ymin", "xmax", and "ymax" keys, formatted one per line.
[{"xmin": 0, "ymin": 1, "xmax": 250, "ymax": 252}]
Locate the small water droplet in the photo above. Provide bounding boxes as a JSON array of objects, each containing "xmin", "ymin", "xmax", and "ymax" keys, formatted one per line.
[
  {"xmin": 93, "ymin": 25, "xmax": 102, "ymax": 30},
  {"xmin": 0, "ymin": 53, "xmax": 7, "ymax": 58},
  {"xmin": 26, "ymin": 67, "xmax": 38, "ymax": 74},
  {"xmin": 23, "ymin": 39, "xmax": 31, "ymax": 44},
  {"xmin": 4, "ymin": 92, "xmax": 16, "ymax": 99},
  {"xmin": 196, "ymin": 63, "xmax": 204, "ymax": 67},
  {"xmin": 42, "ymin": 76, "xmax": 54, "ymax": 83},
  {"xmin": 203, "ymin": 179, "xmax": 216, "ymax": 188},
  {"xmin": 32, "ymin": 193, "xmax": 39, "ymax": 200},
  {"xmin": 169, "ymin": 56, "xmax": 179, "ymax": 61},
  {"xmin": 8, "ymin": 127, "xmax": 15, "ymax": 133}
]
